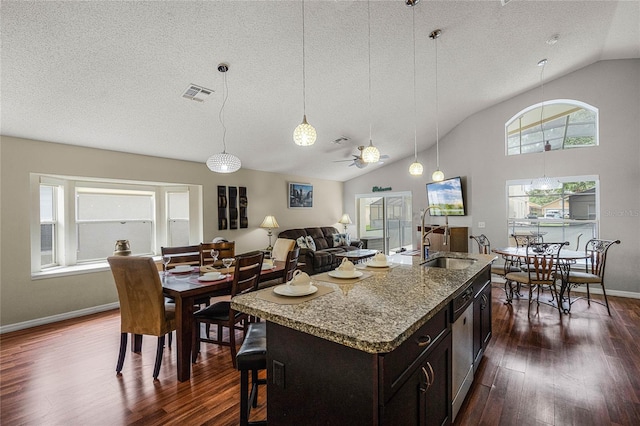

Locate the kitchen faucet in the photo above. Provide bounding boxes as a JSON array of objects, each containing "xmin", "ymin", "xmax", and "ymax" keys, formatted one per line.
[{"xmin": 420, "ymin": 207, "xmax": 449, "ymax": 261}]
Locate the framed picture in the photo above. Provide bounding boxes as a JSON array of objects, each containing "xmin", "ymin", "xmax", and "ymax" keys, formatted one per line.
[{"xmin": 288, "ymin": 182, "xmax": 313, "ymax": 208}]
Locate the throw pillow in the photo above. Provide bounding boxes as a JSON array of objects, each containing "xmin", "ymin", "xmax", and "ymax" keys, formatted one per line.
[
  {"xmin": 305, "ymin": 235, "xmax": 317, "ymax": 251},
  {"xmin": 333, "ymin": 233, "xmax": 351, "ymax": 246},
  {"xmin": 296, "ymin": 236, "xmax": 308, "ymax": 249}
]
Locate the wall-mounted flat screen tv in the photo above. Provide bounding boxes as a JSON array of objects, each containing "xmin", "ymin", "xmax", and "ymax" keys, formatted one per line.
[{"xmin": 426, "ymin": 176, "xmax": 466, "ymax": 216}]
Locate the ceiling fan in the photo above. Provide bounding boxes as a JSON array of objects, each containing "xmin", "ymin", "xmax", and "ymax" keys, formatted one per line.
[{"xmin": 334, "ymin": 146, "xmax": 389, "ymax": 169}]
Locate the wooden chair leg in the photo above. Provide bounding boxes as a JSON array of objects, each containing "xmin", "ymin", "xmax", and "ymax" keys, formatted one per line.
[
  {"xmin": 153, "ymin": 336, "xmax": 165, "ymax": 379},
  {"xmin": 116, "ymin": 333, "xmax": 127, "ymax": 374},
  {"xmin": 192, "ymin": 320, "xmax": 201, "ymax": 363},
  {"xmin": 240, "ymin": 369, "xmax": 250, "ymax": 426},
  {"xmin": 229, "ymin": 318, "xmax": 237, "ymax": 369},
  {"xmin": 251, "ymin": 369, "xmax": 259, "ymax": 408},
  {"xmin": 167, "ymin": 331, "xmax": 172, "ymax": 348}
]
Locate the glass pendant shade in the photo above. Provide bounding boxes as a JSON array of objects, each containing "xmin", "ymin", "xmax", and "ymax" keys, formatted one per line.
[
  {"xmin": 293, "ymin": 115, "xmax": 317, "ymax": 146},
  {"xmin": 431, "ymin": 169, "xmax": 445, "ymax": 182},
  {"xmin": 206, "ymin": 152, "xmax": 241, "ymax": 173},
  {"xmin": 409, "ymin": 160, "xmax": 423, "ymax": 176},
  {"xmin": 531, "ymin": 176, "xmax": 561, "ymax": 191},
  {"xmin": 362, "ymin": 141, "xmax": 380, "ymax": 163}
]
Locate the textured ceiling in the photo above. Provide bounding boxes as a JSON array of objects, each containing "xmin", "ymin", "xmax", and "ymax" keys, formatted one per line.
[{"xmin": 2, "ymin": 0, "xmax": 639, "ymax": 182}]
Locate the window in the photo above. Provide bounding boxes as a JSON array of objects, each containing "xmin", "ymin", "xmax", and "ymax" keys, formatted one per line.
[
  {"xmin": 167, "ymin": 191, "xmax": 190, "ymax": 246},
  {"xmin": 40, "ymin": 184, "xmax": 58, "ymax": 267},
  {"xmin": 507, "ymin": 176, "xmax": 598, "ymax": 250},
  {"xmin": 31, "ymin": 174, "xmax": 201, "ymax": 275},
  {"xmin": 506, "ymin": 100, "xmax": 598, "ymax": 155}
]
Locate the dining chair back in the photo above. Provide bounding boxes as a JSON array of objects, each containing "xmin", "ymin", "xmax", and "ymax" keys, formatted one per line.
[
  {"xmin": 161, "ymin": 245, "xmax": 200, "ymax": 271},
  {"xmin": 199, "ymin": 241, "xmax": 235, "ymax": 266},
  {"xmin": 107, "ymin": 256, "xmax": 176, "ymax": 379},
  {"xmin": 566, "ymin": 238, "xmax": 620, "ymax": 315},
  {"xmin": 511, "ymin": 234, "xmax": 543, "ymax": 248},
  {"xmin": 271, "ymin": 238, "xmax": 296, "ymax": 262},
  {"xmin": 283, "ymin": 247, "xmax": 300, "ymax": 283},
  {"xmin": 469, "ymin": 234, "xmax": 491, "ymax": 254},
  {"xmin": 193, "ymin": 251, "xmax": 264, "ymax": 368},
  {"xmin": 470, "ymin": 235, "xmax": 521, "ymax": 290},
  {"xmin": 505, "ymin": 241, "xmax": 568, "ymax": 317}
]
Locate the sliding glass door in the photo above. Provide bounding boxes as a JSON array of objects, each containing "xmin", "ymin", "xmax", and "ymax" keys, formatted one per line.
[{"xmin": 356, "ymin": 192, "xmax": 412, "ymax": 255}]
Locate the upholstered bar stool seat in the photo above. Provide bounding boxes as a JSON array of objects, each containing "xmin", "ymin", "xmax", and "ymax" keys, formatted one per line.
[{"xmin": 236, "ymin": 322, "xmax": 267, "ymax": 426}]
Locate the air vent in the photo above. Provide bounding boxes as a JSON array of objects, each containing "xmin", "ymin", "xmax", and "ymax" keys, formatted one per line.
[{"xmin": 182, "ymin": 84, "xmax": 214, "ymax": 102}]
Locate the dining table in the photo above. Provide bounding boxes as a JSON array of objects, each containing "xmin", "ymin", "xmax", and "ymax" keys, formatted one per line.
[
  {"xmin": 492, "ymin": 246, "xmax": 588, "ymax": 313},
  {"xmin": 162, "ymin": 261, "xmax": 285, "ymax": 382}
]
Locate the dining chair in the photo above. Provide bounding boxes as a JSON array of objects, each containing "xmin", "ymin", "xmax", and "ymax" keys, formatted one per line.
[
  {"xmin": 511, "ymin": 234, "xmax": 543, "ymax": 248},
  {"xmin": 565, "ymin": 238, "xmax": 620, "ymax": 315},
  {"xmin": 107, "ymin": 256, "xmax": 176, "ymax": 379},
  {"xmin": 469, "ymin": 234, "xmax": 521, "ymax": 277},
  {"xmin": 271, "ymin": 238, "xmax": 296, "ymax": 262},
  {"xmin": 161, "ymin": 245, "xmax": 200, "ymax": 271},
  {"xmin": 504, "ymin": 242, "xmax": 569, "ymax": 317},
  {"xmin": 192, "ymin": 251, "xmax": 264, "ymax": 368},
  {"xmin": 199, "ymin": 241, "xmax": 235, "ymax": 266}
]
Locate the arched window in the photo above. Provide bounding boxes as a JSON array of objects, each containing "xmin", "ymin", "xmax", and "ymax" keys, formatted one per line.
[{"xmin": 505, "ymin": 99, "xmax": 598, "ymax": 155}]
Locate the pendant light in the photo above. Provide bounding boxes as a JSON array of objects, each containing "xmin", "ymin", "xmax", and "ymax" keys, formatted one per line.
[
  {"xmin": 430, "ymin": 29, "xmax": 444, "ymax": 182},
  {"xmin": 293, "ymin": 0, "xmax": 316, "ymax": 146},
  {"xmin": 362, "ymin": 0, "xmax": 381, "ymax": 164},
  {"xmin": 531, "ymin": 59, "xmax": 560, "ymax": 190},
  {"xmin": 206, "ymin": 64, "xmax": 241, "ymax": 173},
  {"xmin": 408, "ymin": 1, "xmax": 423, "ymax": 176}
]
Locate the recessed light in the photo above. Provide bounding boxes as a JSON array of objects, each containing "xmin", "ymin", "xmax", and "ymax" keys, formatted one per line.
[{"xmin": 546, "ymin": 34, "xmax": 560, "ymax": 45}]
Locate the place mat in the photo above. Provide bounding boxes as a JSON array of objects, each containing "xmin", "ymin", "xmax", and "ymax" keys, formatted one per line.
[
  {"xmin": 200, "ymin": 265, "xmax": 233, "ymax": 274},
  {"xmin": 356, "ymin": 263, "xmax": 400, "ymax": 271},
  {"xmin": 256, "ymin": 284, "xmax": 334, "ymax": 305},
  {"xmin": 313, "ymin": 271, "xmax": 373, "ymax": 285}
]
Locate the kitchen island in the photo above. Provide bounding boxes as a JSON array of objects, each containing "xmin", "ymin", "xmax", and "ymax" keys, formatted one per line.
[{"xmin": 232, "ymin": 252, "xmax": 495, "ymax": 425}]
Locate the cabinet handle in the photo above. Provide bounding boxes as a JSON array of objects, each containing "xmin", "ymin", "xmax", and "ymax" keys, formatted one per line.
[
  {"xmin": 416, "ymin": 335, "xmax": 432, "ymax": 347},
  {"xmin": 481, "ymin": 293, "xmax": 488, "ymax": 309},
  {"xmin": 421, "ymin": 362, "xmax": 435, "ymax": 390}
]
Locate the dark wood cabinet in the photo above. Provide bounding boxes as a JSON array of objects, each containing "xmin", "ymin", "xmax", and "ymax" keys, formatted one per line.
[
  {"xmin": 473, "ymin": 268, "xmax": 492, "ymax": 371},
  {"xmin": 423, "ymin": 226, "xmax": 469, "ymax": 253},
  {"xmin": 267, "ymin": 306, "xmax": 452, "ymax": 426}
]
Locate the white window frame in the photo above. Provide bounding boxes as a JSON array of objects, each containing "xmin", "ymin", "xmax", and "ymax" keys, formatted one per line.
[
  {"xmin": 505, "ymin": 175, "xmax": 600, "ymax": 248},
  {"xmin": 30, "ymin": 174, "xmax": 203, "ymax": 278},
  {"xmin": 505, "ymin": 99, "xmax": 599, "ymax": 156}
]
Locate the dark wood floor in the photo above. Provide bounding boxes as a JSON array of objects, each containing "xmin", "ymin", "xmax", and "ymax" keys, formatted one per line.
[{"xmin": 1, "ymin": 285, "xmax": 639, "ymax": 425}]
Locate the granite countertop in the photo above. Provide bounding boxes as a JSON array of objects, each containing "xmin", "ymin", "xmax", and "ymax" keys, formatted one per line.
[{"xmin": 232, "ymin": 252, "xmax": 495, "ymax": 354}]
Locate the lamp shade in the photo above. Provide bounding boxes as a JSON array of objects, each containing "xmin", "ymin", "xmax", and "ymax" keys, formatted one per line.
[
  {"xmin": 293, "ymin": 115, "xmax": 317, "ymax": 146},
  {"xmin": 362, "ymin": 142, "xmax": 380, "ymax": 163},
  {"xmin": 260, "ymin": 215, "xmax": 279, "ymax": 229},
  {"xmin": 431, "ymin": 169, "xmax": 445, "ymax": 182},
  {"xmin": 338, "ymin": 213, "xmax": 352, "ymax": 225},
  {"xmin": 409, "ymin": 161, "xmax": 423, "ymax": 176},
  {"xmin": 206, "ymin": 152, "xmax": 241, "ymax": 173}
]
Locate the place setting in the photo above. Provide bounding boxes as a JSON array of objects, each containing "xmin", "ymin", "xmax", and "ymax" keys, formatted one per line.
[
  {"xmin": 257, "ymin": 270, "xmax": 333, "ymax": 304},
  {"xmin": 356, "ymin": 252, "xmax": 399, "ymax": 270},
  {"xmin": 316, "ymin": 258, "xmax": 371, "ymax": 284}
]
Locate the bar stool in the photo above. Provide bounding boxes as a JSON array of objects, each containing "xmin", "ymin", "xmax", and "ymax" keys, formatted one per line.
[{"xmin": 236, "ymin": 322, "xmax": 267, "ymax": 426}]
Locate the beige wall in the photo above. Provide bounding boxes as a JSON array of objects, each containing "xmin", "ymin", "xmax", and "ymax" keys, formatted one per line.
[
  {"xmin": 0, "ymin": 137, "xmax": 343, "ymax": 328},
  {"xmin": 345, "ymin": 59, "xmax": 640, "ymax": 295}
]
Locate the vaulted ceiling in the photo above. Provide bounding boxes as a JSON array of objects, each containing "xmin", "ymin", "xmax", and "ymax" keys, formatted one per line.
[{"xmin": 2, "ymin": 0, "xmax": 638, "ymax": 181}]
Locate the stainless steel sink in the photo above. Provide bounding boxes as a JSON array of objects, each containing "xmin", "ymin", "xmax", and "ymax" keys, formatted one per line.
[{"xmin": 422, "ymin": 257, "xmax": 477, "ymax": 270}]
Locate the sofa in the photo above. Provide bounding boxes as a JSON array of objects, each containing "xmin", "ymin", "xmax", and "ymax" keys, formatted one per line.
[{"xmin": 277, "ymin": 227, "xmax": 362, "ymax": 275}]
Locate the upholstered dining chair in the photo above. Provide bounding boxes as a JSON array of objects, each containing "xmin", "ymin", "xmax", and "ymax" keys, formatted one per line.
[
  {"xmin": 565, "ymin": 238, "xmax": 620, "ymax": 315},
  {"xmin": 199, "ymin": 241, "xmax": 235, "ymax": 266},
  {"xmin": 504, "ymin": 241, "xmax": 569, "ymax": 317},
  {"xmin": 271, "ymin": 238, "xmax": 296, "ymax": 262},
  {"xmin": 107, "ymin": 256, "xmax": 176, "ymax": 379},
  {"xmin": 192, "ymin": 251, "xmax": 264, "ymax": 368}
]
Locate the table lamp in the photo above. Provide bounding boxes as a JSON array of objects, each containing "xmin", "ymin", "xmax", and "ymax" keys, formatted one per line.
[
  {"xmin": 260, "ymin": 215, "xmax": 279, "ymax": 251},
  {"xmin": 338, "ymin": 213, "xmax": 352, "ymax": 233}
]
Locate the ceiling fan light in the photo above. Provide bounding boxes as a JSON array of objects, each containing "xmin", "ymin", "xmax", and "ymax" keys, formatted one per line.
[
  {"xmin": 409, "ymin": 161, "xmax": 423, "ymax": 176},
  {"xmin": 293, "ymin": 115, "xmax": 317, "ymax": 146},
  {"xmin": 206, "ymin": 152, "xmax": 241, "ymax": 173},
  {"xmin": 432, "ymin": 169, "xmax": 445, "ymax": 182},
  {"xmin": 362, "ymin": 142, "xmax": 380, "ymax": 163}
]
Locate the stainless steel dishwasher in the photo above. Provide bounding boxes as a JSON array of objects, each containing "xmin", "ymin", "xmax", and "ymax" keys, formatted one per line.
[{"xmin": 451, "ymin": 284, "xmax": 474, "ymax": 422}]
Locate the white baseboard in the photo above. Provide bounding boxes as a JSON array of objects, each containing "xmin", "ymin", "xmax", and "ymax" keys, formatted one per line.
[
  {"xmin": 0, "ymin": 302, "xmax": 119, "ymax": 334},
  {"xmin": 491, "ymin": 275, "xmax": 640, "ymax": 299}
]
